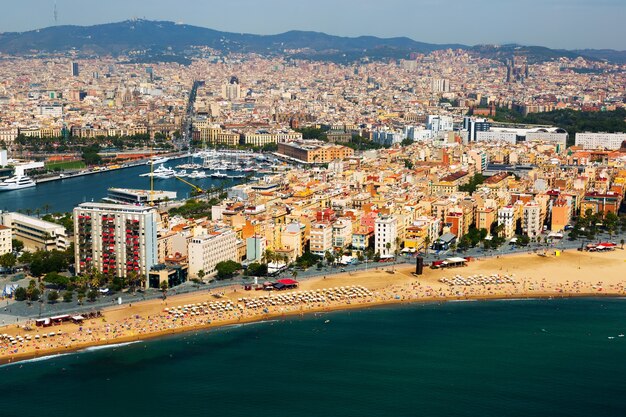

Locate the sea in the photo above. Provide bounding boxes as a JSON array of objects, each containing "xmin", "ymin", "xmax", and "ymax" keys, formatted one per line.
[
  {"xmin": 1, "ymin": 298, "xmax": 625, "ymax": 417},
  {"xmin": 0, "ymin": 158, "xmax": 247, "ymax": 213}
]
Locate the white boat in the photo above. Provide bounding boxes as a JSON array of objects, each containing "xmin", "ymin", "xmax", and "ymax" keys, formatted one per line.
[
  {"xmin": 188, "ymin": 170, "xmax": 207, "ymax": 179},
  {"xmin": 211, "ymin": 171, "xmax": 228, "ymax": 179},
  {"xmin": 146, "ymin": 156, "xmax": 169, "ymax": 165},
  {"xmin": 0, "ymin": 175, "xmax": 36, "ymax": 191},
  {"xmin": 153, "ymin": 165, "xmax": 176, "ymax": 179},
  {"xmin": 177, "ymin": 170, "xmax": 188, "ymax": 177}
]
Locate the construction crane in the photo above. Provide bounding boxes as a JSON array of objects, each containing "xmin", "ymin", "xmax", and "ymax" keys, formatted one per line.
[{"xmin": 174, "ymin": 175, "xmax": 208, "ymax": 196}]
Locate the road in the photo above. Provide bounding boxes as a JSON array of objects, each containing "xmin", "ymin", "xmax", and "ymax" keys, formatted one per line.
[{"xmin": 1, "ymin": 229, "xmax": 625, "ymax": 321}]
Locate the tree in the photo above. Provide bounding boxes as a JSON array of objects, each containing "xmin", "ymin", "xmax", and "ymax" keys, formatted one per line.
[
  {"xmin": 621, "ymin": 239, "xmax": 625, "ymax": 250},
  {"xmin": 87, "ymin": 289, "xmax": 98, "ymax": 302},
  {"xmin": 246, "ymin": 262, "xmax": 268, "ymax": 276},
  {"xmin": 324, "ymin": 250, "xmax": 335, "ymax": 266},
  {"xmin": 0, "ymin": 253, "xmax": 17, "ymax": 269},
  {"xmin": 424, "ymin": 236, "xmax": 431, "ymax": 253},
  {"xmin": 197, "ymin": 270, "xmax": 206, "ymax": 280},
  {"xmin": 14, "ymin": 287, "xmax": 27, "ymax": 301},
  {"xmin": 215, "ymin": 261, "xmax": 242, "ymax": 280},
  {"xmin": 292, "ymin": 270, "xmax": 298, "ymax": 280},
  {"xmin": 11, "ymin": 239, "xmax": 24, "ymax": 252},
  {"xmin": 63, "ymin": 290, "xmax": 73, "ymax": 303},
  {"xmin": 47, "ymin": 290, "xmax": 59, "ymax": 303}
]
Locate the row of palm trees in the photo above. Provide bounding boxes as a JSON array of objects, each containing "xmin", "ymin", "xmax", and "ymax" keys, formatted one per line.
[{"xmin": 14, "ymin": 203, "xmax": 52, "ymax": 218}]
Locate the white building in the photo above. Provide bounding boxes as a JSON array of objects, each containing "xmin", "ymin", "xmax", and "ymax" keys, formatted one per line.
[
  {"xmin": 476, "ymin": 130, "xmax": 518, "ymax": 144},
  {"xmin": 372, "ymin": 129, "xmax": 404, "ymax": 146},
  {"xmin": 522, "ymin": 202, "xmax": 542, "ymax": 238},
  {"xmin": 73, "ymin": 203, "xmax": 158, "ymax": 279},
  {"xmin": 332, "ymin": 218, "xmax": 353, "ymax": 249},
  {"xmin": 431, "ymin": 79, "xmax": 450, "ymax": 93},
  {"xmin": 309, "ymin": 222, "xmax": 333, "ymax": 256},
  {"xmin": 38, "ymin": 104, "xmax": 63, "ymax": 118},
  {"xmin": 0, "ymin": 212, "xmax": 68, "ymax": 252},
  {"xmin": 575, "ymin": 132, "xmax": 626, "ymax": 150},
  {"xmin": 188, "ymin": 229, "xmax": 238, "ymax": 278},
  {"xmin": 427, "ymin": 115, "xmax": 453, "ymax": 133},
  {"xmin": 0, "ymin": 225, "xmax": 11, "ymax": 256},
  {"xmin": 497, "ymin": 206, "xmax": 517, "ymax": 239},
  {"xmin": 375, "ymin": 216, "xmax": 398, "ymax": 257}
]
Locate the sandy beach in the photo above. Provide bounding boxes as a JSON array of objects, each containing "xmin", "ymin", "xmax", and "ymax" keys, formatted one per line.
[{"xmin": 1, "ymin": 249, "xmax": 625, "ymax": 365}]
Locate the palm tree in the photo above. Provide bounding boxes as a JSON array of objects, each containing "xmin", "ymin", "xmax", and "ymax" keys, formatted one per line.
[
  {"xmin": 385, "ymin": 242, "xmax": 391, "ymax": 256},
  {"xmin": 292, "ymin": 270, "xmax": 298, "ymax": 281},
  {"xmin": 620, "ymin": 239, "xmax": 624, "ymax": 250},
  {"xmin": 424, "ymin": 235, "xmax": 431, "ymax": 254},
  {"xmin": 42, "ymin": 203, "xmax": 51, "ymax": 215}
]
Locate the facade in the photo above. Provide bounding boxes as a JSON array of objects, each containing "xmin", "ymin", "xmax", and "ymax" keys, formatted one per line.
[
  {"xmin": 476, "ymin": 207, "xmax": 496, "ymax": 232},
  {"xmin": 309, "ymin": 222, "xmax": 333, "ymax": 256},
  {"xmin": 476, "ymin": 130, "xmax": 517, "ymax": 144},
  {"xmin": 188, "ymin": 229, "xmax": 237, "ymax": 278},
  {"xmin": 575, "ymin": 133, "xmax": 626, "ymax": 150},
  {"xmin": 522, "ymin": 202, "xmax": 542, "ymax": 238},
  {"xmin": 277, "ymin": 141, "xmax": 354, "ymax": 163},
  {"xmin": 551, "ymin": 199, "xmax": 571, "ymax": 232},
  {"xmin": 0, "ymin": 212, "xmax": 68, "ymax": 252},
  {"xmin": 0, "ymin": 225, "xmax": 11, "ymax": 256},
  {"xmin": 73, "ymin": 203, "xmax": 158, "ymax": 279},
  {"xmin": 375, "ymin": 216, "xmax": 398, "ymax": 257},
  {"xmin": 332, "ymin": 218, "xmax": 353, "ymax": 249},
  {"xmin": 497, "ymin": 206, "xmax": 517, "ymax": 239}
]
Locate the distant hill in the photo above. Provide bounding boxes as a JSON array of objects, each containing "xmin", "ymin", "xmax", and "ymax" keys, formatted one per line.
[{"xmin": 0, "ymin": 20, "xmax": 622, "ymax": 64}]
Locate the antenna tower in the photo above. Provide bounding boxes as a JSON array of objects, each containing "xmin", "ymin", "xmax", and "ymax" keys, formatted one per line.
[{"xmin": 54, "ymin": 2, "xmax": 58, "ymax": 25}]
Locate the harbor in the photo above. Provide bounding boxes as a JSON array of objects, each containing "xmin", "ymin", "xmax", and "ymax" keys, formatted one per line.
[{"xmin": 0, "ymin": 151, "xmax": 277, "ymax": 213}]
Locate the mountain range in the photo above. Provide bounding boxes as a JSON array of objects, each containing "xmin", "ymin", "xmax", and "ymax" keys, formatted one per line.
[{"xmin": 0, "ymin": 19, "xmax": 624, "ymax": 64}]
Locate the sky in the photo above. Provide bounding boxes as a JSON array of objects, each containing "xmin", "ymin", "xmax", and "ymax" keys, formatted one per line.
[{"xmin": 1, "ymin": 0, "xmax": 624, "ymax": 50}]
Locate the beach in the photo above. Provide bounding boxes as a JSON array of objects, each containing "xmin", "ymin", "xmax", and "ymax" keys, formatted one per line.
[{"xmin": 1, "ymin": 249, "xmax": 625, "ymax": 364}]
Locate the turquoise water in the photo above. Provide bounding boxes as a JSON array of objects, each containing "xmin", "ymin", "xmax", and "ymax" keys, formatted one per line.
[
  {"xmin": 0, "ymin": 159, "xmax": 245, "ymax": 213},
  {"xmin": 1, "ymin": 298, "xmax": 626, "ymax": 417}
]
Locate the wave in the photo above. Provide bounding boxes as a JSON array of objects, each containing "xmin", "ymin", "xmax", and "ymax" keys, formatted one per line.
[
  {"xmin": 80, "ymin": 341, "xmax": 142, "ymax": 353},
  {"xmin": 0, "ymin": 352, "xmax": 73, "ymax": 368}
]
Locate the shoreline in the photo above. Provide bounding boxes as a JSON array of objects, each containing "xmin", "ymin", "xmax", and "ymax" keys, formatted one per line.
[
  {"xmin": 1, "ymin": 249, "xmax": 625, "ymax": 366},
  {"xmin": 1, "ymin": 291, "xmax": 622, "ymax": 366}
]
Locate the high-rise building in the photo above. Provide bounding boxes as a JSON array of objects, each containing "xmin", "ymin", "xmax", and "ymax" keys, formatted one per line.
[
  {"xmin": 73, "ymin": 203, "xmax": 159, "ymax": 279},
  {"xmin": 71, "ymin": 62, "xmax": 79, "ymax": 77},
  {"xmin": 431, "ymin": 78, "xmax": 450, "ymax": 93},
  {"xmin": 463, "ymin": 117, "xmax": 491, "ymax": 142},
  {"xmin": 221, "ymin": 76, "xmax": 241, "ymax": 100},
  {"xmin": 427, "ymin": 115, "xmax": 453, "ymax": 133}
]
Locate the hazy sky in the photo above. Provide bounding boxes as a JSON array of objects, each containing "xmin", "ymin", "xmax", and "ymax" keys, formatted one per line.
[{"xmin": 1, "ymin": 0, "xmax": 625, "ymax": 50}]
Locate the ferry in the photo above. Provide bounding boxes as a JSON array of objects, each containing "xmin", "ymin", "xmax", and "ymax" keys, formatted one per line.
[{"xmin": 0, "ymin": 175, "xmax": 36, "ymax": 191}]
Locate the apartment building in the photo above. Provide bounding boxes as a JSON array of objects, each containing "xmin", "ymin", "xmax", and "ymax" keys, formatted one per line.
[
  {"xmin": 188, "ymin": 229, "xmax": 237, "ymax": 278},
  {"xmin": 497, "ymin": 206, "xmax": 517, "ymax": 239},
  {"xmin": 522, "ymin": 202, "xmax": 542, "ymax": 238},
  {"xmin": 375, "ymin": 216, "xmax": 398, "ymax": 257},
  {"xmin": 73, "ymin": 203, "xmax": 158, "ymax": 279},
  {"xmin": 0, "ymin": 225, "xmax": 11, "ymax": 256},
  {"xmin": 575, "ymin": 133, "xmax": 626, "ymax": 150},
  {"xmin": 309, "ymin": 222, "xmax": 333, "ymax": 256}
]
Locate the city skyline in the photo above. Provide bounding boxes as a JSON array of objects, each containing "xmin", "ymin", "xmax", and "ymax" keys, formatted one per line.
[{"xmin": 0, "ymin": 0, "xmax": 624, "ymax": 51}]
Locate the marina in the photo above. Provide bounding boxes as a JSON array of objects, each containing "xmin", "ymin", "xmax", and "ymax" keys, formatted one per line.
[{"xmin": 0, "ymin": 152, "xmax": 275, "ymax": 213}]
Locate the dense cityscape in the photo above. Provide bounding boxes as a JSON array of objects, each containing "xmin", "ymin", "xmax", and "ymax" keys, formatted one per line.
[{"xmin": 0, "ymin": 11, "xmax": 625, "ymax": 416}]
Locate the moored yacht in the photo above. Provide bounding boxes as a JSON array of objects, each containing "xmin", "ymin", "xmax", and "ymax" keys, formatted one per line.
[{"xmin": 0, "ymin": 175, "xmax": 36, "ymax": 191}]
